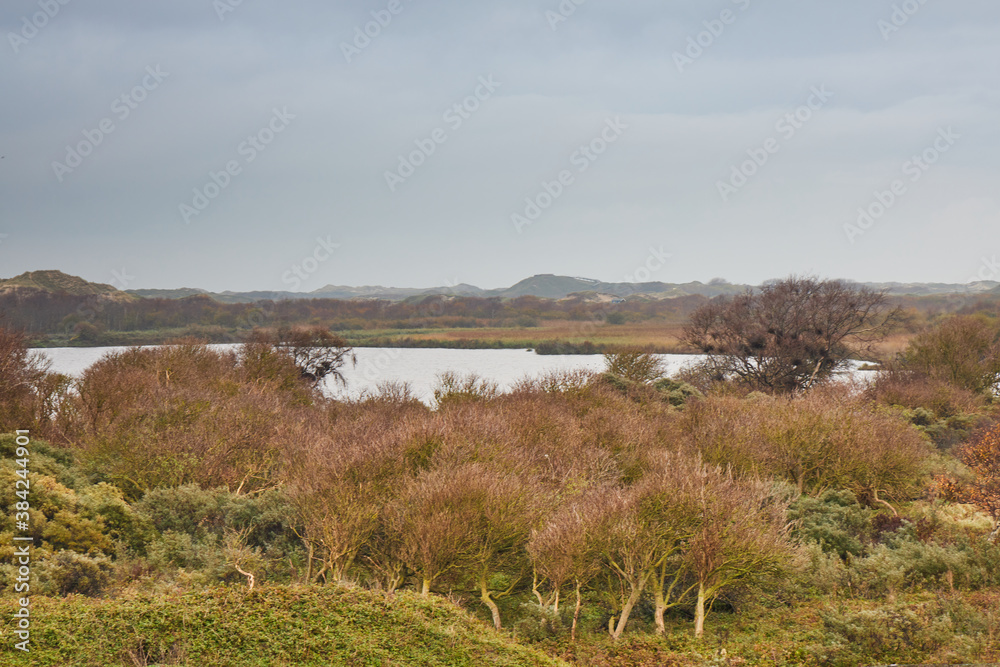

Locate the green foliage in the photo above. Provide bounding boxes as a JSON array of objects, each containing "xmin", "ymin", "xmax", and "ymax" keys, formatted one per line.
[
  {"xmin": 815, "ymin": 598, "xmax": 1000, "ymax": 667},
  {"xmin": 651, "ymin": 377, "xmax": 702, "ymax": 407},
  {"xmin": 790, "ymin": 490, "xmax": 874, "ymax": 559},
  {"xmin": 513, "ymin": 603, "xmax": 566, "ymax": 642},
  {"xmin": 0, "ymin": 586, "xmax": 567, "ymax": 666},
  {"xmin": 33, "ymin": 550, "xmax": 114, "ymax": 596},
  {"xmin": 134, "ymin": 485, "xmax": 302, "ymax": 585}
]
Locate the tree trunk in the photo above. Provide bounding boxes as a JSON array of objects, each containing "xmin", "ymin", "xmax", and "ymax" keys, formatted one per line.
[
  {"xmin": 694, "ymin": 581, "xmax": 706, "ymax": 638},
  {"xmin": 988, "ymin": 522, "xmax": 1000, "ymax": 544},
  {"xmin": 553, "ymin": 588, "xmax": 560, "ymax": 614},
  {"xmin": 654, "ymin": 582, "xmax": 666, "ymax": 635},
  {"xmin": 385, "ymin": 565, "xmax": 403, "ymax": 594},
  {"xmin": 480, "ymin": 575, "xmax": 502, "ymax": 630},
  {"xmin": 421, "ymin": 577, "xmax": 432, "ymax": 597},
  {"xmin": 532, "ymin": 570, "xmax": 545, "ymax": 606},
  {"xmin": 304, "ymin": 541, "xmax": 314, "ymax": 583},
  {"xmin": 572, "ymin": 580, "xmax": 582, "ymax": 642},
  {"xmin": 611, "ymin": 582, "xmax": 643, "ymax": 640}
]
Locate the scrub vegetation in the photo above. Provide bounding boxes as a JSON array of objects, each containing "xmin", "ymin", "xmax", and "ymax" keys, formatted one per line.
[{"xmin": 2, "ymin": 278, "xmax": 1000, "ymax": 665}]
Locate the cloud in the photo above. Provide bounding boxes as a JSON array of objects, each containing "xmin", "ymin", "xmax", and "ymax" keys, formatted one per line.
[{"xmin": 1, "ymin": 0, "xmax": 998, "ymax": 290}]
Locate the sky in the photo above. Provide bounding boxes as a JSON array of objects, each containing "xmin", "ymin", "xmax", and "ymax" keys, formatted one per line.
[{"xmin": 1, "ymin": 0, "xmax": 998, "ymax": 293}]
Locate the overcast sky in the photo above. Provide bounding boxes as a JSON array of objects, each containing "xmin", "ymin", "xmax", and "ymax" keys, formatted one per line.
[{"xmin": 1, "ymin": 1, "xmax": 998, "ymax": 292}]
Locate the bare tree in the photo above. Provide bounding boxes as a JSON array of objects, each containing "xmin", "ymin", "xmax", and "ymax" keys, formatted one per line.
[
  {"xmin": 685, "ymin": 277, "xmax": 895, "ymax": 392},
  {"xmin": 527, "ymin": 496, "xmax": 604, "ymax": 640},
  {"xmin": 0, "ymin": 327, "xmax": 57, "ymax": 433},
  {"xmin": 464, "ymin": 470, "xmax": 540, "ymax": 630},
  {"xmin": 247, "ymin": 325, "xmax": 356, "ymax": 386},
  {"xmin": 386, "ymin": 465, "xmax": 484, "ymax": 597},
  {"xmin": 588, "ymin": 453, "xmax": 707, "ymax": 640},
  {"xmin": 685, "ymin": 469, "xmax": 793, "ymax": 638}
]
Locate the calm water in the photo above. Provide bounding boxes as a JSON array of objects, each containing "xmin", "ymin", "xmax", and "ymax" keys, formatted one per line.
[{"xmin": 34, "ymin": 345, "xmax": 706, "ymax": 404}]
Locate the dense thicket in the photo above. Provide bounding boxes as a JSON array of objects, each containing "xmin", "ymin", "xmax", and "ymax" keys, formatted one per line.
[{"xmin": 2, "ymin": 316, "xmax": 1000, "ymax": 663}]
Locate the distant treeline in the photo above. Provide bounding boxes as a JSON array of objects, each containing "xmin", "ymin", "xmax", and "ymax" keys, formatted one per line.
[
  {"xmin": 2, "ymin": 288, "xmax": 1000, "ymax": 347},
  {"xmin": 0, "ymin": 291, "xmax": 707, "ymax": 340}
]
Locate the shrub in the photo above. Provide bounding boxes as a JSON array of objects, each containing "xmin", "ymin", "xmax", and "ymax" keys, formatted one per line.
[
  {"xmin": 0, "ymin": 327, "xmax": 66, "ymax": 436},
  {"xmin": 33, "ymin": 550, "xmax": 113, "ymax": 596},
  {"xmin": 814, "ymin": 598, "xmax": 998, "ymax": 666},
  {"xmin": 513, "ymin": 603, "xmax": 566, "ymax": 642},
  {"xmin": 674, "ymin": 389, "xmax": 932, "ymax": 503},
  {"xmin": 903, "ymin": 315, "xmax": 1000, "ymax": 396},
  {"xmin": 433, "ymin": 372, "xmax": 500, "ymax": 409},
  {"xmin": 65, "ymin": 343, "xmax": 319, "ymax": 499},
  {"xmin": 651, "ymin": 377, "xmax": 702, "ymax": 407},
  {"xmin": 789, "ymin": 490, "xmax": 873, "ymax": 559},
  {"xmin": 603, "ymin": 350, "xmax": 663, "ymax": 383},
  {"xmin": 940, "ymin": 421, "xmax": 1000, "ymax": 542}
]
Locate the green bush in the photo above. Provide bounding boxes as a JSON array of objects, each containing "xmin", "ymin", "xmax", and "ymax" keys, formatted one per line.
[
  {"xmin": 790, "ymin": 490, "xmax": 873, "ymax": 559},
  {"xmin": 134, "ymin": 485, "xmax": 302, "ymax": 585},
  {"xmin": 814, "ymin": 598, "xmax": 998, "ymax": 667},
  {"xmin": 33, "ymin": 550, "xmax": 114, "ymax": 596},
  {"xmin": 513, "ymin": 603, "xmax": 566, "ymax": 642},
  {"xmin": 651, "ymin": 377, "xmax": 702, "ymax": 407}
]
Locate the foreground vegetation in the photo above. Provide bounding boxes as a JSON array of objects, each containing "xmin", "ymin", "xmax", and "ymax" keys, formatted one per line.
[
  {"xmin": 2, "ymin": 278, "xmax": 1000, "ymax": 665},
  {"xmin": 0, "ymin": 586, "xmax": 565, "ymax": 667}
]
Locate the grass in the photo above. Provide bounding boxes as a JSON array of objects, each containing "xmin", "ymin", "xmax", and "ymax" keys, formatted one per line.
[
  {"xmin": 30, "ymin": 321, "xmax": 694, "ymax": 354},
  {"xmin": 323, "ymin": 321, "xmax": 692, "ymax": 354},
  {"xmin": 28, "ymin": 319, "xmax": 918, "ymax": 359},
  {"xmin": 0, "ymin": 586, "xmax": 567, "ymax": 667}
]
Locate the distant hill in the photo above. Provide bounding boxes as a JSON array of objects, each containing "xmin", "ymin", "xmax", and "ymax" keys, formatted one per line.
[
  {"xmin": 128, "ymin": 288, "xmax": 209, "ymax": 300},
  {"xmin": 6, "ymin": 270, "xmax": 998, "ymax": 305},
  {"xmin": 492, "ymin": 275, "xmax": 602, "ymax": 299},
  {"xmin": 0, "ymin": 270, "xmax": 135, "ymax": 301},
  {"xmin": 310, "ymin": 283, "xmax": 485, "ymax": 301},
  {"xmin": 864, "ymin": 281, "xmax": 1000, "ymax": 296}
]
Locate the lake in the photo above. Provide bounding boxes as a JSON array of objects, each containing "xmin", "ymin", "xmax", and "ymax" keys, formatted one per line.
[{"xmin": 34, "ymin": 345, "xmax": 706, "ymax": 404}]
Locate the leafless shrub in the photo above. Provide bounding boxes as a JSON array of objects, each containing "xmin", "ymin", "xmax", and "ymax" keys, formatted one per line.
[{"xmin": 685, "ymin": 277, "xmax": 896, "ymax": 393}]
